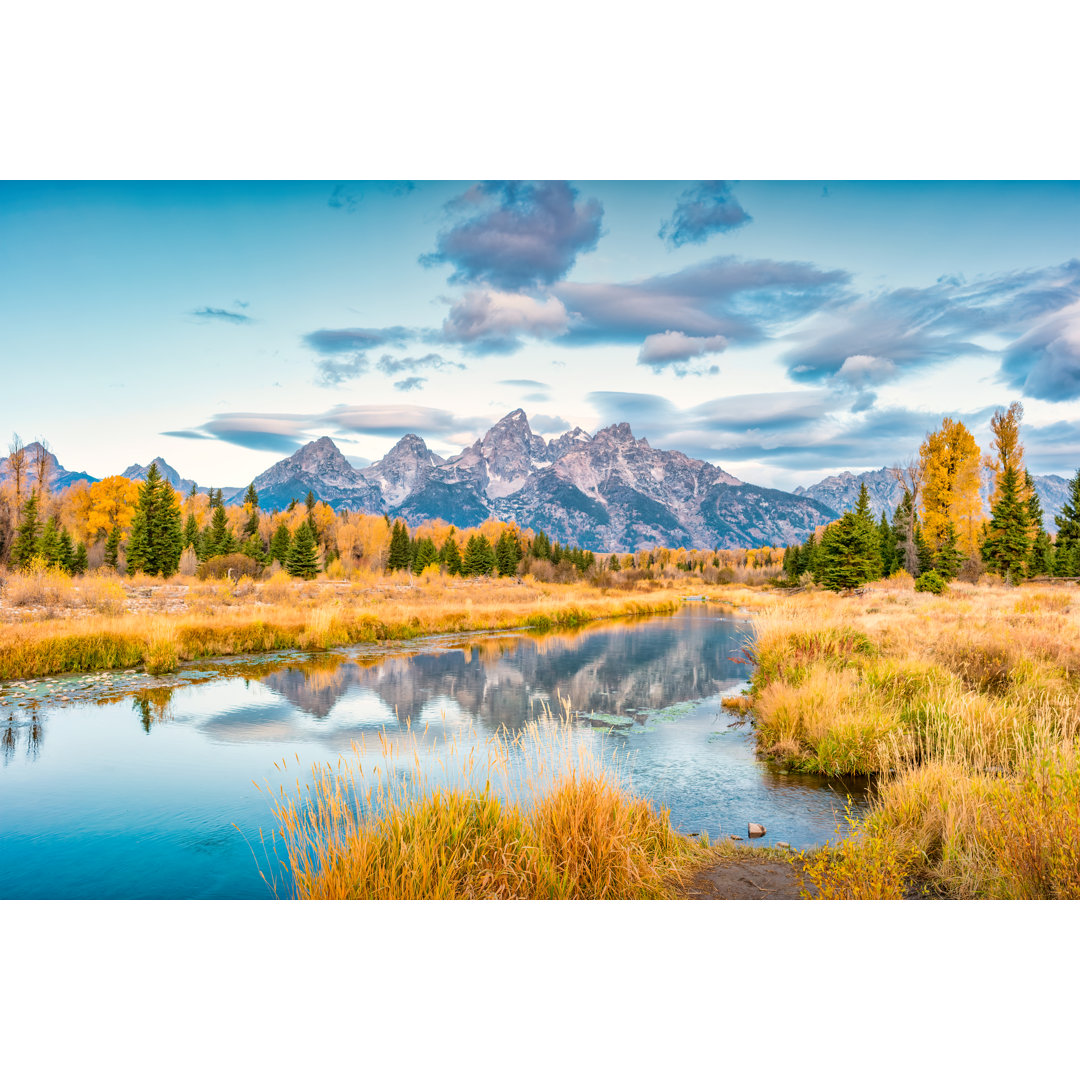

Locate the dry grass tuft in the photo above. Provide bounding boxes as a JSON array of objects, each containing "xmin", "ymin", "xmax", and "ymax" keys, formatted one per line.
[{"xmin": 261, "ymin": 714, "xmax": 710, "ymax": 901}]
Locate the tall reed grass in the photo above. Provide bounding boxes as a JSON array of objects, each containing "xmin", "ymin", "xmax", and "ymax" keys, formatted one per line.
[{"xmin": 259, "ymin": 713, "xmax": 710, "ymax": 900}]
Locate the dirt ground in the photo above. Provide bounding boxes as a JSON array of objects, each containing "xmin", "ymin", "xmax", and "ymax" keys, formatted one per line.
[{"xmin": 684, "ymin": 854, "xmax": 812, "ymax": 899}]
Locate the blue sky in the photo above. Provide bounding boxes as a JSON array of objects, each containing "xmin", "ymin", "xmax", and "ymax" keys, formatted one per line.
[{"xmin": 2, "ymin": 179, "xmax": 1079, "ymax": 489}]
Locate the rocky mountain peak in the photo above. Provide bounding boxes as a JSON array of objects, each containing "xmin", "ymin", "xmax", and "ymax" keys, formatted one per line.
[
  {"xmin": 122, "ymin": 456, "xmax": 197, "ymax": 492},
  {"xmin": 362, "ymin": 433, "xmax": 444, "ymax": 506}
]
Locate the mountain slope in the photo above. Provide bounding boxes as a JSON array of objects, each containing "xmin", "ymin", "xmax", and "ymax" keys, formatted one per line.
[
  {"xmin": 122, "ymin": 457, "xmax": 198, "ymax": 493},
  {"xmin": 240, "ymin": 412, "xmax": 837, "ymax": 548},
  {"xmin": 0, "ymin": 442, "xmax": 98, "ymax": 492}
]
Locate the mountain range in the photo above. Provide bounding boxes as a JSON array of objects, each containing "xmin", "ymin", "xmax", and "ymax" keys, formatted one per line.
[
  {"xmin": 227, "ymin": 410, "xmax": 842, "ymax": 550},
  {"xmin": 2, "ymin": 420, "xmax": 1073, "ymax": 548}
]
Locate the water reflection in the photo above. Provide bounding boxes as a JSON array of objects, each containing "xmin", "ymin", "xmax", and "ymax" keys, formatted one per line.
[{"xmin": 0, "ymin": 609, "xmax": 869, "ymax": 898}]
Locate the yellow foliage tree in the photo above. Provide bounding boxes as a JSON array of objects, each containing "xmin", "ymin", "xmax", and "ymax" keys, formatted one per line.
[
  {"xmin": 918, "ymin": 417, "xmax": 984, "ymax": 555},
  {"xmin": 985, "ymin": 401, "xmax": 1029, "ymax": 504},
  {"xmin": 67, "ymin": 475, "xmax": 141, "ymax": 543}
]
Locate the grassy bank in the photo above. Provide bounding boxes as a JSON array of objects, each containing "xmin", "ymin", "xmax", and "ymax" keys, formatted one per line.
[
  {"xmin": 0, "ymin": 575, "xmax": 693, "ymax": 681},
  {"xmin": 738, "ymin": 577, "xmax": 1080, "ymax": 898},
  {"xmin": 261, "ymin": 718, "xmax": 714, "ymax": 900}
]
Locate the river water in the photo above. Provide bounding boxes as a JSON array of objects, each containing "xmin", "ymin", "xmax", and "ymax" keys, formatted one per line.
[{"xmin": 0, "ymin": 607, "xmax": 867, "ymax": 898}]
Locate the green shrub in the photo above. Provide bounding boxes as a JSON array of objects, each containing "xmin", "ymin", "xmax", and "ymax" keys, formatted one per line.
[{"xmin": 915, "ymin": 570, "xmax": 947, "ymax": 595}]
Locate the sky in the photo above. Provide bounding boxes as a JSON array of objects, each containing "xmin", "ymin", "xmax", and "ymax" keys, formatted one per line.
[{"xmin": 2, "ymin": 179, "xmax": 1079, "ymax": 491}]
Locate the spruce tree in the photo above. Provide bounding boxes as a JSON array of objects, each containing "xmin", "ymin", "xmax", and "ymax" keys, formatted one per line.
[
  {"xmin": 893, "ymin": 490, "xmax": 920, "ymax": 576},
  {"xmin": 439, "ymin": 535, "xmax": 463, "ymax": 575},
  {"xmin": 609, "ymin": 553, "xmax": 621, "ymax": 571},
  {"xmin": 203, "ymin": 505, "xmax": 237, "ymax": 559},
  {"xmin": 12, "ymin": 493, "xmax": 41, "ymax": 569},
  {"xmin": 386, "ymin": 519, "xmax": 411, "ymax": 571},
  {"xmin": 38, "ymin": 516, "xmax": 62, "ymax": 568},
  {"xmin": 814, "ymin": 512, "xmax": 880, "ymax": 591},
  {"xmin": 127, "ymin": 465, "xmax": 184, "ymax": 577},
  {"xmin": 914, "ymin": 525, "xmax": 935, "ymax": 577},
  {"xmin": 284, "ymin": 520, "xmax": 319, "ymax": 579},
  {"xmin": 183, "ymin": 512, "xmax": 200, "ymax": 554},
  {"xmin": 104, "ymin": 523, "xmax": 122, "ymax": 570},
  {"xmin": 879, "ymin": 511, "xmax": 899, "ymax": 577},
  {"xmin": 1029, "ymin": 530, "xmax": 1054, "ymax": 578},
  {"xmin": 411, "ymin": 537, "xmax": 439, "ymax": 574},
  {"xmin": 57, "ymin": 526, "xmax": 76, "ymax": 573},
  {"xmin": 531, "ymin": 531, "xmax": 551, "ymax": 561},
  {"xmin": 495, "ymin": 531, "xmax": 522, "ymax": 576},
  {"xmin": 935, "ymin": 521, "xmax": 961, "ymax": 580},
  {"xmin": 981, "ymin": 466, "xmax": 1031, "ymax": 581},
  {"xmin": 71, "ymin": 541, "xmax": 89, "ymax": 575},
  {"xmin": 268, "ymin": 522, "xmax": 292, "ymax": 566},
  {"xmin": 462, "ymin": 533, "xmax": 496, "ymax": 576},
  {"xmin": 1052, "ymin": 467, "xmax": 1080, "ymax": 575},
  {"xmin": 853, "ymin": 483, "xmax": 883, "ymax": 580}
]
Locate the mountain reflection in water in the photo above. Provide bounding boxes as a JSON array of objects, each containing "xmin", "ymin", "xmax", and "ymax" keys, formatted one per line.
[{"xmin": 0, "ymin": 609, "xmax": 868, "ymax": 899}]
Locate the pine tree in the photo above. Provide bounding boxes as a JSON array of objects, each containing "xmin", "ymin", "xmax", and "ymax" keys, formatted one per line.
[
  {"xmin": 893, "ymin": 490, "xmax": 920, "ymax": 576},
  {"xmin": 495, "ymin": 531, "xmax": 522, "ymax": 576},
  {"xmin": 1029, "ymin": 530, "xmax": 1054, "ymax": 578},
  {"xmin": 914, "ymin": 525, "xmax": 935, "ymax": 577},
  {"xmin": 801, "ymin": 533, "xmax": 818, "ymax": 578},
  {"xmin": 209, "ymin": 488, "xmax": 223, "ymax": 509},
  {"xmin": 12, "ymin": 493, "xmax": 41, "ymax": 569},
  {"xmin": 439, "ymin": 535, "xmax": 463, "ymax": 575},
  {"xmin": 853, "ymin": 483, "xmax": 883, "ymax": 580},
  {"xmin": 609, "ymin": 553, "xmax": 621, "ymax": 571},
  {"xmin": 183, "ymin": 512, "xmax": 200, "ymax": 555},
  {"xmin": 284, "ymin": 520, "xmax": 319, "ymax": 579},
  {"xmin": 814, "ymin": 511, "xmax": 881, "ymax": 591},
  {"xmin": 386, "ymin": 519, "xmax": 411, "ymax": 571},
  {"xmin": 203, "ymin": 505, "xmax": 237, "ymax": 559},
  {"xmin": 411, "ymin": 537, "xmax": 439, "ymax": 574},
  {"xmin": 243, "ymin": 482, "xmax": 259, "ymax": 510},
  {"xmin": 269, "ymin": 522, "xmax": 292, "ymax": 566},
  {"xmin": 1052, "ymin": 467, "xmax": 1080, "ymax": 575},
  {"xmin": 531, "ymin": 531, "xmax": 551, "ymax": 561},
  {"xmin": 57, "ymin": 526, "xmax": 76, "ymax": 573},
  {"xmin": 462, "ymin": 533, "xmax": 496, "ymax": 576},
  {"xmin": 981, "ymin": 466, "xmax": 1031, "ymax": 581},
  {"xmin": 935, "ymin": 521, "xmax": 961, "ymax": 580},
  {"xmin": 126, "ymin": 464, "xmax": 185, "ymax": 576},
  {"xmin": 104, "ymin": 524, "xmax": 122, "ymax": 569},
  {"xmin": 71, "ymin": 541, "xmax": 89, "ymax": 575},
  {"xmin": 38, "ymin": 516, "xmax": 62, "ymax": 567},
  {"xmin": 879, "ymin": 512, "xmax": 899, "ymax": 577}
]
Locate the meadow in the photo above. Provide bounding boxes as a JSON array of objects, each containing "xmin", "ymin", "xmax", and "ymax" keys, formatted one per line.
[{"xmin": 732, "ymin": 574, "xmax": 1080, "ymax": 898}]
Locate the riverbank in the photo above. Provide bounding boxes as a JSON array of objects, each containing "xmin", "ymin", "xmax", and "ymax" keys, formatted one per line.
[
  {"xmin": 736, "ymin": 576, "xmax": 1080, "ymax": 898},
  {"xmin": 0, "ymin": 573, "xmax": 712, "ymax": 681}
]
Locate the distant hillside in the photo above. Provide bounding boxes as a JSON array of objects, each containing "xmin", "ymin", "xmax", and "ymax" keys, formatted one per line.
[
  {"xmin": 0, "ymin": 442, "xmax": 98, "ymax": 491},
  {"xmin": 234, "ymin": 410, "xmax": 838, "ymax": 549},
  {"xmin": 795, "ymin": 466, "xmax": 1071, "ymax": 532}
]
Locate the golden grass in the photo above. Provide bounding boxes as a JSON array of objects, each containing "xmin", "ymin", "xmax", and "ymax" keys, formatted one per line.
[
  {"xmin": 260, "ymin": 715, "xmax": 712, "ymax": 900},
  {"xmin": 741, "ymin": 579, "xmax": 1080, "ymax": 898},
  {"xmin": 0, "ymin": 575, "xmax": 705, "ymax": 681}
]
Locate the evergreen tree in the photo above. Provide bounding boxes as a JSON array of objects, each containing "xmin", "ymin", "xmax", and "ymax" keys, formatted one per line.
[
  {"xmin": 71, "ymin": 541, "xmax": 89, "ymax": 575},
  {"xmin": 241, "ymin": 534, "xmax": 268, "ymax": 566},
  {"xmin": 104, "ymin": 523, "xmax": 122, "ymax": 569},
  {"xmin": 189, "ymin": 482, "xmax": 198, "ymax": 500},
  {"xmin": 893, "ymin": 489, "xmax": 920, "ymax": 576},
  {"xmin": 935, "ymin": 521, "xmax": 961, "ymax": 580},
  {"xmin": 439, "ymin": 535, "xmax": 463, "ymax": 575},
  {"xmin": 57, "ymin": 526, "xmax": 76, "ymax": 573},
  {"xmin": 495, "ymin": 531, "xmax": 522, "ymax": 576},
  {"xmin": 203, "ymin": 505, "xmax": 237, "ymax": 560},
  {"xmin": 209, "ymin": 488, "xmax": 223, "ymax": 509},
  {"xmin": 609, "ymin": 553, "xmax": 621, "ymax": 571},
  {"xmin": 801, "ymin": 533, "xmax": 818, "ymax": 578},
  {"xmin": 386, "ymin": 519, "xmax": 412, "ymax": 571},
  {"xmin": 853, "ymin": 483, "xmax": 883, "ymax": 580},
  {"xmin": 462, "ymin": 533, "xmax": 496, "ymax": 576},
  {"xmin": 914, "ymin": 525, "xmax": 935, "ymax": 577},
  {"xmin": 12, "ymin": 493, "xmax": 41, "ymax": 569},
  {"xmin": 284, "ymin": 520, "xmax": 320, "ymax": 579},
  {"xmin": 981, "ymin": 466, "xmax": 1031, "ymax": 581},
  {"xmin": 814, "ymin": 512, "xmax": 881, "ymax": 591},
  {"xmin": 244, "ymin": 482, "xmax": 259, "ymax": 510},
  {"xmin": 268, "ymin": 522, "xmax": 292, "ymax": 566},
  {"xmin": 286, "ymin": 498, "xmax": 298, "ymax": 512},
  {"xmin": 127, "ymin": 463, "xmax": 184, "ymax": 576},
  {"xmin": 1052, "ymin": 467, "xmax": 1080, "ymax": 575},
  {"xmin": 879, "ymin": 512, "xmax": 899, "ymax": 577},
  {"xmin": 411, "ymin": 536, "xmax": 439, "ymax": 574},
  {"xmin": 1029, "ymin": 530, "xmax": 1054, "ymax": 578},
  {"xmin": 183, "ymin": 512, "xmax": 200, "ymax": 555},
  {"xmin": 38, "ymin": 516, "xmax": 62, "ymax": 567},
  {"xmin": 531, "ymin": 531, "xmax": 551, "ymax": 561}
]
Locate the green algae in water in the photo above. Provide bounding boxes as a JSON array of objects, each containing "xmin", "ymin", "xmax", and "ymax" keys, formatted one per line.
[
  {"xmin": 580, "ymin": 711, "xmax": 635, "ymax": 728},
  {"xmin": 644, "ymin": 701, "xmax": 699, "ymax": 724}
]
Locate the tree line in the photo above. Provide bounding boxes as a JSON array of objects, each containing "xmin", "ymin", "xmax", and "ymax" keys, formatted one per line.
[{"xmin": 783, "ymin": 402, "xmax": 1080, "ymax": 591}]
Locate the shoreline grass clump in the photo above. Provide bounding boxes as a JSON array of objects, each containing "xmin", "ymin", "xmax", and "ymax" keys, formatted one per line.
[
  {"xmin": 739, "ymin": 580, "xmax": 1080, "ymax": 898},
  {"xmin": 260, "ymin": 716, "xmax": 712, "ymax": 900}
]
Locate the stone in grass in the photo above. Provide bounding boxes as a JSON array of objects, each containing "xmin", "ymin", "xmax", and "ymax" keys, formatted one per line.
[
  {"xmin": 748, "ymin": 822, "xmax": 766, "ymax": 838},
  {"xmin": 776, "ymin": 841, "xmax": 790, "ymax": 849}
]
